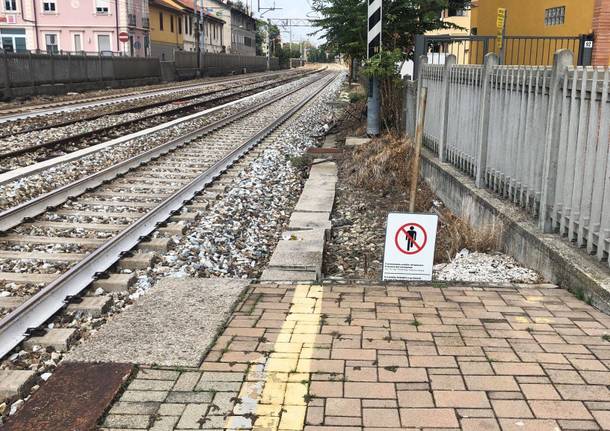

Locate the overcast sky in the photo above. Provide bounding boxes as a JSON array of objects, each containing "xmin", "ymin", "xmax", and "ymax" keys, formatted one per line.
[{"xmin": 249, "ymin": 0, "xmax": 323, "ymax": 45}]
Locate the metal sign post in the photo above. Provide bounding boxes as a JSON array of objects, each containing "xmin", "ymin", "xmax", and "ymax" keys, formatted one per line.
[{"xmin": 367, "ymin": 0, "xmax": 382, "ymax": 136}]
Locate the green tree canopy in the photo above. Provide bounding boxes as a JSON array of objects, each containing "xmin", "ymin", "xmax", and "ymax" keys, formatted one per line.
[{"xmin": 312, "ymin": 0, "xmax": 470, "ymax": 61}]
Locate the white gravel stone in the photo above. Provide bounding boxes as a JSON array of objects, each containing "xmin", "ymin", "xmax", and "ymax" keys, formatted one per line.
[{"xmin": 433, "ymin": 250, "xmax": 541, "ymax": 283}]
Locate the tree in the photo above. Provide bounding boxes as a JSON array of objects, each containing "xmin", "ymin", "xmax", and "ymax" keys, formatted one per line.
[
  {"xmin": 312, "ymin": 0, "xmax": 366, "ymax": 74},
  {"xmin": 312, "ymin": 0, "xmax": 470, "ymax": 64},
  {"xmin": 255, "ymin": 20, "xmax": 281, "ymax": 57},
  {"xmin": 312, "ymin": 0, "xmax": 470, "ymax": 130}
]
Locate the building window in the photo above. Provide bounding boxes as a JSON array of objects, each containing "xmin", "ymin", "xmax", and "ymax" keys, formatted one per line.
[
  {"xmin": 170, "ymin": 15, "xmax": 174, "ymax": 32},
  {"xmin": 447, "ymin": 7, "xmax": 465, "ymax": 17},
  {"xmin": 95, "ymin": 0, "xmax": 109, "ymax": 14},
  {"xmin": 1, "ymin": 28, "xmax": 26, "ymax": 52},
  {"xmin": 4, "ymin": 0, "xmax": 17, "ymax": 11},
  {"xmin": 42, "ymin": 0, "xmax": 55, "ymax": 12},
  {"xmin": 159, "ymin": 12, "xmax": 163, "ymax": 30},
  {"xmin": 178, "ymin": 16, "xmax": 182, "ymax": 34},
  {"xmin": 545, "ymin": 6, "xmax": 565, "ymax": 26},
  {"xmin": 97, "ymin": 34, "xmax": 111, "ymax": 53},
  {"xmin": 244, "ymin": 36, "xmax": 252, "ymax": 47},
  {"xmin": 45, "ymin": 33, "xmax": 59, "ymax": 53},
  {"xmin": 73, "ymin": 33, "xmax": 82, "ymax": 52}
]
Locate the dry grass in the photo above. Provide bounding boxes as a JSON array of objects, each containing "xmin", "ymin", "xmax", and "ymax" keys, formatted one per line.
[
  {"xmin": 347, "ymin": 133, "xmax": 413, "ymax": 191},
  {"xmin": 434, "ymin": 209, "xmax": 502, "ymax": 263},
  {"xmin": 343, "ymin": 132, "xmax": 501, "ymax": 263}
]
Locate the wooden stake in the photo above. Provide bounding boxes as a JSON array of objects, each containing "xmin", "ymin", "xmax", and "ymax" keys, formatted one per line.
[{"xmin": 409, "ymin": 86, "xmax": 428, "ymax": 213}]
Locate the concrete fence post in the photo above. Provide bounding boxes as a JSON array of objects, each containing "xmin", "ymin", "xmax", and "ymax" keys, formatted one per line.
[
  {"xmin": 402, "ymin": 76, "xmax": 409, "ymax": 136},
  {"xmin": 539, "ymin": 49, "xmax": 573, "ymax": 233},
  {"xmin": 2, "ymin": 51, "xmax": 11, "ymax": 99},
  {"xmin": 28, "ymin": 52, "xmax": 34, "ymax": 88},
  {"xmin": 50, "ymin": 51, "xmax": 55, "ymax": 84},
  {"xmin": 475, "ymin": 53, "xmax": 499, "ymax": 188},
  {"xmin": 415, "ymin": 55, "xmax": 428, "ymax": 134},
  {"xmin": 438, "ymin": 54, "xmax": 456, "ymax": 163},
  {"xmin": 67, "ymin": 52, "xmax": 73, "ymax": 90},
  {"xmin": 98, "ymin": 54, "xmax": 104, "ymax": 84}
]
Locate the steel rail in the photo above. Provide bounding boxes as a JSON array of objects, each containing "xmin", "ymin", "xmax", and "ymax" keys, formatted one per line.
[
  {"xmin": 0, "ymin": 69, "xmax": 321, "ymax": 160},
  {"xmin": 0, "ymin": 67, "xmax": 328, "ymax": 187},
  {"xmin": 0, "ymin": 71, "xmax": 339, "ymax": 359},
  {"xmin": 0, "ymin": 71, "xmax": 330, "ymax": 232},
  {"xmin": 0, "ymin": 69, "xmax": 304, "ymax": 123}
]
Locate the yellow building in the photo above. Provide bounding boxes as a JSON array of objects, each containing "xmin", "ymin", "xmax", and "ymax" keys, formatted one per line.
[
  {"xmin": 149, "ymin": 0, "xmax": 187, "ymax": 61},
  {"xmin": 469, "ymin": 0, "xmax": 595, "ymax": 64},
  {"xmin": 425, "ymin": 8, "xmax": 473, "ymax": 63}
]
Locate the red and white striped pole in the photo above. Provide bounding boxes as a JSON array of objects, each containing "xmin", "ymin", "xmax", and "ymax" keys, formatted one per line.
[{"xmin": 367, "ymin": 0, "xmax": 382, "ymax": 136}]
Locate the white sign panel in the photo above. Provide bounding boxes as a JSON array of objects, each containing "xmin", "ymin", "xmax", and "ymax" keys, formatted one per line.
[{"xmin": 382, "ymin": 213, "xmax": 438, "ymax": 281}]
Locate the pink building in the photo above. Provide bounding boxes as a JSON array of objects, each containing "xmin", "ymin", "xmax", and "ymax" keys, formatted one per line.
[{"xmin": 0, "ymin": 0, "xmax": 151, "ymax": 56}]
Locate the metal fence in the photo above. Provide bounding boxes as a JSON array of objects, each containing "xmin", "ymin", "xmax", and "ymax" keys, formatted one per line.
[
  {"xmin": 413, "ymin": 34, "xmax": 594, "ymax": 79},
  {"xmin": 406, "ymin": 50, "xmax": 610, "ymax": 267}
]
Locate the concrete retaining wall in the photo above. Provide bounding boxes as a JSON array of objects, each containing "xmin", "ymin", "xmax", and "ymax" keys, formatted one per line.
[
  {"xmin": 421, "ymin": 148, "xmax": 610, "ymax": 311},
  {"xmin": 1, "ymin": 51, "xmax": 281, "ymax": 100}
]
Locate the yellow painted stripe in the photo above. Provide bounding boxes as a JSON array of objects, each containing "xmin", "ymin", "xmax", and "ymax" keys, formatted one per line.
[{"xmin": 225, "ymin": 284, "xmax": 323, "ymax": 430}]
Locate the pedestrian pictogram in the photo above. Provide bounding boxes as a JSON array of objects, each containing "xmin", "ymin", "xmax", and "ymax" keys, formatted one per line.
[
  {"xmin": 383, "ymin": 213, "xmax": 438, "ymax": 281},
  {"xmin": 395, "ymin": 223, "xmax": 428, "ymax": 255}
]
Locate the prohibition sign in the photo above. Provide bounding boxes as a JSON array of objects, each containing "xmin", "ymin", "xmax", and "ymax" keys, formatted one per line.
[{"xmin": 394, "ymin": 222, "xmax": 427, "ymax": 255}]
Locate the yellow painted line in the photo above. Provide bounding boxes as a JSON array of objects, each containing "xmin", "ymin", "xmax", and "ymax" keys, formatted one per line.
[{"xmin": 225, "ymin": 284, "xmax": 323, "ymax": 431}]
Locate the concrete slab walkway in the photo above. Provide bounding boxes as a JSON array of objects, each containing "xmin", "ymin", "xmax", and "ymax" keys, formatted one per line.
[
  {"xmin": 102, "ymin": 282, "xmax": 610, "ymax": 430},
  {"xmin": 68, "ymin": 278, "xmax": 249, "ymax": 367}
]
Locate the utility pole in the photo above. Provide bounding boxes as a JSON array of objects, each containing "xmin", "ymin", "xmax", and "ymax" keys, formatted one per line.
[{"xmin": 367, "ymin": 0, "xmax": 382, "ymax": 136}]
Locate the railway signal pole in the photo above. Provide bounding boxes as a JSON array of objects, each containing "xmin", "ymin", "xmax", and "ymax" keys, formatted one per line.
[{"xmin": 367, "ymin": 0, "xmax": 382, "ymax": 136}]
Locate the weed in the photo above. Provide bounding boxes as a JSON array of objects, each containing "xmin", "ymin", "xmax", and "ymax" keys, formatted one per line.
[
  {"xmin": 349, "ymin": 91, "xmax": 366, "ymax": 103},
  {"xmin": 384, "ymin": 365, "xmax": 399, "ymax": 373},
  {"xmin": 289, "ymin": 154, "xmax": 314, "ymax": 171},
  {"xmin": 410, "ymin": 319, "xmax": 421, "ymax": 328},
  {"xmin": 603, "ymin": 334, "xmax": 610, "ymax": 342},
  {"xmin": 586, "ymin": 296, "xmax": 593, "ymax": 306}
]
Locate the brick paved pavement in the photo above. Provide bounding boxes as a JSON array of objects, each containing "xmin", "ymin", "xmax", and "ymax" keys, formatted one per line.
[{"xmin": 101, "ymin": 282, "xmax": 610, "ymax": 430}]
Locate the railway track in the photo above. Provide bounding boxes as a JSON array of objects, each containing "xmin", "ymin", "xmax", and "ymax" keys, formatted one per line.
[
  {"xmin": 0, "ymin": 69, "xmax": 340, "ymax": 359},
  {"xmin": 0, "ymin": 71, "xmax": 328, "ymax": 211},
  {"xmin": 0, "ymin": 69, "xmax": 321, "ymax": 171},
  {"xmin": 0, "ymin": 69, "xmax": 301, "ymax": 126}
]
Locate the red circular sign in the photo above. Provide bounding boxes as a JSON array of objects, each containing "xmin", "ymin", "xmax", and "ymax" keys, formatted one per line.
[
  {"xmin": 119, "ymin": 32, "xmax": 129, "ymax": 43},
  {"xmin": 394, "ymin": 223, "xmax": 428, "ymax": 255}
]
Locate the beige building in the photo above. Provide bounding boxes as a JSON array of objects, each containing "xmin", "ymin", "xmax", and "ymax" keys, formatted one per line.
[{"xmin": 425, "ymin": 7, "xmax": 472, "ymax": 63}]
